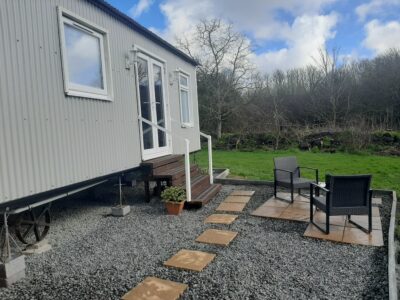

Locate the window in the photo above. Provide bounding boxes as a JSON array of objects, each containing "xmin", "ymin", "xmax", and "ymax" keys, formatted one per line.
[
  {"xmin": 178, "ymin": 72, "xmax": 192, "ymax": 126},
  {"xmin": 58, "ymin": 9, "xmax": 112, "ymax": 100}
]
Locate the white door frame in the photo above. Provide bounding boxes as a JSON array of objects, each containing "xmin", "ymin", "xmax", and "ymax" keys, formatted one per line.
[{"xmin": 136, "ymin": 52, "xmax": 171, "ymax": 161}]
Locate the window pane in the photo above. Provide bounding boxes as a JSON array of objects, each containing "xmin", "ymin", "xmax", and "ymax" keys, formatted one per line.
[
  {"xmin": 137, "ymin": 58, "xmax": 153, "ymax": 150},
  {"xmin": 180, "ymin": 89, "xmax": 190, "ymax": 124},
  {"xmin": 153, "ymin": 64, "xmax": 166, "ymax": 147},
  {"xmin": 179, "ymin": 75, "xmax": 188, "ymax": 86},
  {"xmin": 64, "ymin": 23, "xmax": 104, "ymax": 89}
]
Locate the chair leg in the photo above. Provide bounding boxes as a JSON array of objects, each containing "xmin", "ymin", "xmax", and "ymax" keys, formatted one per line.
[
  {"xmin": 326, "ymin": 213, "xmax": 330, "ymax": 234},
  {"xmin": 368, "ymin": 211, "xmax": 372, "ymax": 233},
  {"xmin": 274, "ymin": 181, "xmax": 277, "ymax": 198},
  {"xmin": 291, "ymin": 185, "xmax": 294, "ymax": 203}
]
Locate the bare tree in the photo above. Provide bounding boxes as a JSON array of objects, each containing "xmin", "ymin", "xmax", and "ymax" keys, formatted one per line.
[{"xmin": 176, "ymin": 19, "xmax": 255, "ymax": 138}]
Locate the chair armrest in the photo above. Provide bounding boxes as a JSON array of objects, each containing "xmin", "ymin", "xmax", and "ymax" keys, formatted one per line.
[
  {"xmin": 299, "ymin": 166, "xmax": 317, "ymax": 171},
  {"xmin": 299, "ymin": 167, "xmax": 319, "ymax": 183},
  {"xmin": 310, "ymin": 182, "xmax": 329, "ymax": 193},
  {"xmin": 274, "ymin": 168, "xmax": 293, "ymax": 174}
]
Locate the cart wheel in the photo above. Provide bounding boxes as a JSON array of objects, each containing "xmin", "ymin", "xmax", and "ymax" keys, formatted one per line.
[{"xmin": 15, "ymin": 206, "xmax": 51, "ymax": 245}]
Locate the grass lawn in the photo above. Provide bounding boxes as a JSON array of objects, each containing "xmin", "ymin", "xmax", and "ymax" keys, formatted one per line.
[{"xmin": 194, "ymin": 149, "xmax": 400, "ymax": 192}]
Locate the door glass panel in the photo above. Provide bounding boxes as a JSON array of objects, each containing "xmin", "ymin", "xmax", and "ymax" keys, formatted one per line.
[
  {"xmin": 137, "ymin": 57, "xmax": 153, "ymax": 150},
  {"xmin": 153, "ymin": 64, "xmax": 166, "ymax": 147}
]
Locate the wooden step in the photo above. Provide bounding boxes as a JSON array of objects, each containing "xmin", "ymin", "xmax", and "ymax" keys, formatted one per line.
[
  {"xmin": 190, "ymin": 175, "xmax": 211, "ymax": 198},
  {"xmin": 187, "ymin": 184, "xmax": 222, "ymax": 207},
  {"xmin": 141, "ymin": 155, "xmax": 183, "ymax": 169},
  {"xmin": 154, "ymin": 164, "xmax": 198, "ymax": 181},
  {"xmin": 152, "ymin": 160, "xmax": 184, "ymax": 176},
  {"xmin": 171, "ymin": 166, "xmax": 200, "ymax": 186}
]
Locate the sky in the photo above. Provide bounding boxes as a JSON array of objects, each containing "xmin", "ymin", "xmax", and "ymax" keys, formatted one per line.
[{"xmin": 106, "ymin": 0, "xmax": 400, "ymax": 73}]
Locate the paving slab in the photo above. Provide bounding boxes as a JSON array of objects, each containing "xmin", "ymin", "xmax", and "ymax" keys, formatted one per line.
[
  {"xmin": 342, "ymin": 227, "xmax": 383, "ymax": 247},
  {"xmin": 304, "ymin": 224, "xmax": 345, "ymax": 242},
  {"xmin": 372, "ymin": 197, "xmax": 382, "ymax": 205},
  {"xmin": 251, "ymin": 206, "xmax": 286, "ymax": 218},
  {"xmin": 279, "ymin": 208, "xmax": 310, "ymax": 222},
  {"xmin": 216, "ymin": 202, "xmax": 246, "ymax": 212},
  {"xmin": 164, "ymin": 249, "xmax": 216, "ymax": 272},
  {"xmin": 121, "ymin": 276, "xmax": 188, "ymax": 300},
  {"xmin": 230, "ymin": 190, "xmax": 255, "ymax": 196},
  {"xmin": 195, "ymin": 229, "xmax": 238, "ymax": 246},
  {"xmin": 223, "ymin": 195, "xmax": 251, "ymax": 203},
  {"xmin": 204, "ymin": 214, "xmax": 238, "ymax": 224}
]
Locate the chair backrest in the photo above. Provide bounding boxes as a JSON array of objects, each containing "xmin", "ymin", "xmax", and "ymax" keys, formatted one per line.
[
  {"xmin": 273, "ymin": 156, "xmax": 300, "ymax": 181},
  {"xmin": 328, "ymin": 175, "xmax": 371, "ymax": 208}
]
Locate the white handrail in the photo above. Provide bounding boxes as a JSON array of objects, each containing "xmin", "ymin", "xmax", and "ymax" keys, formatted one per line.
[
  {"xmin": 199, "ymin": 132, "xmax": 213, "ymax": 184},
  {"xmin": 139, "ymin": 116, "xmax": 192, "ymax": 202}
]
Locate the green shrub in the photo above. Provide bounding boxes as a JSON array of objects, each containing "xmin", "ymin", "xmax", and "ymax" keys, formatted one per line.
[{"xmin": 161, "ymin": 186, "xmax": 186, "ymax": 203}]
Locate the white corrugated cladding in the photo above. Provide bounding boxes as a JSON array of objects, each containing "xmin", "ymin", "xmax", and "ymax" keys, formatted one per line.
[{"xmin": 0, "ymin": 0, "xmax": 201, "ymax": 204}]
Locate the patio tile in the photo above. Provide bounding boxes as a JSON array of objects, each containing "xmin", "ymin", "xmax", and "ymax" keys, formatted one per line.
[
  {"xmin": 121, "ymin": 277, "xmax": 188, "ymax": 300},
  {"xmin": 195, "ymin": 229, "xmax": 238, "ymax": 246},
  {"xmin": 312, "ymin": 211, "xmax": 347, "ymax": 227},
  {"xmin": 251, "ymin": 206, "xmax": 286, "ymax": 218},
  {"xmin": 262, "ymin": 198, "xmax": 290, "ymax": 208},
  {"xmin": 223, "ymin": 195, "xmax": 251, "ymax": 203},
  {"xmin": 216, "ymin": 202, "xmax": 246, "ymax": 212},
  {"xmin": 372, "ymin": 207, "xmax": 380, "ymax": 217},
  {"xmin": 204, "ymin": 214, "xmax": 238, "ymax": 224},
  {"xmin": 304, "ymin": 223, "xmax": 345, "ymax": 242},
  {"xmin": 372, "ymin": 197, "xmax": 382, "ymax": 205},
  {"xmin": 290, "ymin": 201, "xmax": 310, "ymax": 210},
  {"xmin": 345, "ymin": 216, "xmax": 382, "ymax": 230},
  {"xmin": 342, "ymin": 227, "xmax": 383, "ymax": 247},
  {"xmin": 164, "ymin": 249, "xmax": 216, "ymax": 272},
  {"xmin": 230, "ymin": 190, "xmax": 255, "ymax": 196},
  {"xmin": 279, "ymin": 208, "xmax": 310, "ymax": 222}
]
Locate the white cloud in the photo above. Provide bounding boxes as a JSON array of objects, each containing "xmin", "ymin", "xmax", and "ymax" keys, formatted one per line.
[
  {"xmin": 355, "ymin": 0, "xmax": 400, "ymax": 21},
  {"xmin": 253, "ymin": 13, "xmax": 338, "ymax": 73},
  {"xmin": 363, "ymin": 19, "xmax": 400, "ymax": 54},
  {"xmin": 129, "ymin": 0, "xmax": 154, "ymax": 18},
  {"xmin": 157, "ymin": 0, "xmax": 339, "ymax": 73}
]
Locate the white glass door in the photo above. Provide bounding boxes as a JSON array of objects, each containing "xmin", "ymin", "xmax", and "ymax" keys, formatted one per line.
[{"xmin": 136, "ymin": 53, "xmax": 170, "ymax": 160}]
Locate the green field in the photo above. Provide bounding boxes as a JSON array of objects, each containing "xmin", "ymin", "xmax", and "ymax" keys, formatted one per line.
[{"xmin": 194, "ymin": 149, "xmax": 400, "ymax": 192}]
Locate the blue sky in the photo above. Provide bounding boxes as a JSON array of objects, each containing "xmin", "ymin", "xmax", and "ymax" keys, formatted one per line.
[{"xmin": 106, "ymin": 0, "xmax": 400, "ymax": 73}]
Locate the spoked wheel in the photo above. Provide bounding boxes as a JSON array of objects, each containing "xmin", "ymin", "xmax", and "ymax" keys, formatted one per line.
[{"xmin": 15, "ymin": 206, "xmax": 51, "ymax": 245}]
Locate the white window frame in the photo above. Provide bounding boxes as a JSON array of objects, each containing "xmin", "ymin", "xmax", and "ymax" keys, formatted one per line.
[
  {"xmin": 58, "ymin": 7, "xmax": 113, "ymax": 101},
  {"xmin": 178, "ymin": 70, "xmax": 193, "ymax": 127}
]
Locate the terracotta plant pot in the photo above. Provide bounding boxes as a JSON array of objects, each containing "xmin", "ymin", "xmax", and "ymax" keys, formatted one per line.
[{"xmin": 164, "ymin": 201, "xmax": 185, "ymax": 215}]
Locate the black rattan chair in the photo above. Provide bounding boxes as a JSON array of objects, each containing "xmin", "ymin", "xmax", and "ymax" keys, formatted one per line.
[
  {"xmin": 310, "ymin": 174, "xmax": 373, "ymax": 234},
  {"xmin": 273, "ymin": 156, "xmax": 319, "ymax": 202}
]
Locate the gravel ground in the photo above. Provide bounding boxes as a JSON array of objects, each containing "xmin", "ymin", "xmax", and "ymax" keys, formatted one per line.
[{"xmin": 0, "ymin": 183, "xmax": 390, "ymax": 299}]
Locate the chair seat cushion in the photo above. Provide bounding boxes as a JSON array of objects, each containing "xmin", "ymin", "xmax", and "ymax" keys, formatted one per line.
[{"xmin": 277, "ymin": 177, "xmax": 314, "ymax": 188}]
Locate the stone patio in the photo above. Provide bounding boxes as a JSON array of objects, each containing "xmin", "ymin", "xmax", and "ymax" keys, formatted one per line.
[{"xmin": 252, "ymin": 193, "xmax": 384, "ymax": 247}]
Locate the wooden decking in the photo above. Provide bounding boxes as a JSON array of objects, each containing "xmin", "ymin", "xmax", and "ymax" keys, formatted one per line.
[{"xmin": 141, "ymin": 155, "xmax": 221, "ymax": 206}]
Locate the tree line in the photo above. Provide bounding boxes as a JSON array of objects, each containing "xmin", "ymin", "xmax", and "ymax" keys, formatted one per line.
[{"xmin": 177, "ymin": 19, "xmax": 400, "ymax": 144}]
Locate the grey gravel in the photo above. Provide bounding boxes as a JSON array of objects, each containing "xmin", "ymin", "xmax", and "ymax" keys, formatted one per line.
[{"xmin": 0, "ymin": 183, "xmax": 390, "ymax": 299}]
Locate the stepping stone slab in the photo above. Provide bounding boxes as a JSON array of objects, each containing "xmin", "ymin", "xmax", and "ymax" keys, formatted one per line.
[
  {"xmin": 230, "ymin": 190, "xmax": 255, "ymax": 196},
  {"xmin": 121, "ymin": 277, "xmax": 188, "ymax": 300},
  {"xmin": 223, "ymin": 195, "xmax": 251, "ymax": 203},
  {"xmin": 164, "ymin": 249, "xmax": 216, "ymax": 272},
  {"xmin": 204, "ymin": 214, "xmax": 238, "ymax": 224},
  {"xmin": 195, "ymin": 229, "xmax": 238, "ymax": 246},
  {"xmin": 216, "ymin": 202, "xmax": 246, "ymax": 212}
]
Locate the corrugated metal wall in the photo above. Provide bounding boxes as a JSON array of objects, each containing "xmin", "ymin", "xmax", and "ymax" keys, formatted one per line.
[{"xmin": 0, "ymin": 0, "xmax": 200, "ymax": 204}]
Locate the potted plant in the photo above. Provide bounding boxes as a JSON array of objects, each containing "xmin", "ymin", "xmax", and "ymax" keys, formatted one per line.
[{"xmin": 161, "ymin": 186, "xmax": 186, "ymax": 215}]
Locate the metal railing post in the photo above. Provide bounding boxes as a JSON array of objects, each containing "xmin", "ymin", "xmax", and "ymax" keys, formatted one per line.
[
  {"xmin": 200, "ymin": 132, "xmax": 213, "ymax": 184},
  {"xmin": 184, "ymin": 139, "xmax": 191, "ymax": 202}
]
